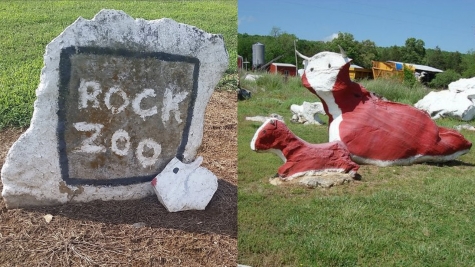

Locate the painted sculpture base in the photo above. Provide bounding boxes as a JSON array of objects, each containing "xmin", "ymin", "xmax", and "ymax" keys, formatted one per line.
[{"xmin": 269, "ymin": 172, "xmax": 354, "ymax": 188}]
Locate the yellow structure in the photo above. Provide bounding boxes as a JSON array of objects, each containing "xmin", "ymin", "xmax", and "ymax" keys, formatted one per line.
[
  {"xmin": 349, "ymin": 65, "xmax": 373, "ymax": 80},
  {"xmin": 372, "ymin": 61, "xmax": 415, "ymax": 80}
]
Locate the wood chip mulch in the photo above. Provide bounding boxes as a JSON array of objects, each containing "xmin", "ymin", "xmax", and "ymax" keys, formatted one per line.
[{"xmin": 0, "ymin": 90, "xmax": 237, "ymax": 267}]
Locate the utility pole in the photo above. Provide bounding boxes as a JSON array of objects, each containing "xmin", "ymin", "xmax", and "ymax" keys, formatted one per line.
[{"xmin": 294, "ymin": 39, "xmax": 298, "ymax": 75}]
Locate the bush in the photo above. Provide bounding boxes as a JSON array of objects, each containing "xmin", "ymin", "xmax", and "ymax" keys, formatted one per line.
[
  {"xmin": 403, "ymin": 66, "xmax": 418, "ymax": 87},
  {"xmin": 429, "ymin": 69, "xmax": 461, "ymax": 89}
]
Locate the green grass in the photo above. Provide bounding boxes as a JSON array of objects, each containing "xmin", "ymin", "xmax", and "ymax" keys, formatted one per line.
[
  {"xmin": 0, "ymin": 0, "xmax": 237, "ymax": 130},
  {"xmin": 360, "ymin": 78, "xmax": 429, "ymax": 105},
  {"xmin": 238, "ymin": 73, "xmax": 475, "ymax": 266}
]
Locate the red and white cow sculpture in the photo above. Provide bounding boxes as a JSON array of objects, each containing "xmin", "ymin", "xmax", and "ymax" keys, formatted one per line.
[
  {"xmin": 296, "ymin": 48, "xmax": 472, "ymax": 166},
  {"xmin": 250, "ymin": 118, "xmax": 359, "ymax": 179}
]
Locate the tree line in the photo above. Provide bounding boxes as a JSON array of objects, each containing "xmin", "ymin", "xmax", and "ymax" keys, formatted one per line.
[{"xmin": 238, "ymin": 28, "xmax": 475, "ymax": 87}]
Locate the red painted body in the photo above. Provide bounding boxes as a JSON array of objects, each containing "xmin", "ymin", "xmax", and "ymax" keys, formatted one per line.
[
  {"xmin": 252, "ymin": 119, "xmax": 359, "ymax": 178},
  {"xmin": 302, "ymin": 63, "xmax": 472, "ymax": 163}
]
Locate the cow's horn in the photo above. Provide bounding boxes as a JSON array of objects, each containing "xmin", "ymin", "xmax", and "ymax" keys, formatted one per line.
[
  {"xmin": 338, "ymin": 45, "xmax": 347, "ymax": 58},
  {"xmin": 295, "ymin": 50, "xmax": 310, "ymax": 60}
]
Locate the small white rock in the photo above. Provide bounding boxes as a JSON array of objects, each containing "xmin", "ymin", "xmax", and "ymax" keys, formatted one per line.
[
  {"xmin": 43, "ymin": 214, "xmax": 53, "ymax": 223},
  {"xmin": 132, "ymin": 222, "xmax": 146, "ymax": 228},
  {"xmin": 151, "ymin": 157, "xmax": 218, "ymax": 212}
]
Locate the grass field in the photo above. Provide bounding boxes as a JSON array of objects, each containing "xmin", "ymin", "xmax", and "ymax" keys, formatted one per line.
[
  {"xmin": 0, "ymin": 0, "xmax": 237, "ymax": 130},
  {"xmin": 238, "ymin": 73, "xmax": 475, "ymax": 266}
]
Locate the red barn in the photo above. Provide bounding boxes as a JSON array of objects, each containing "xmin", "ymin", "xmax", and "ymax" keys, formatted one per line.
[
  {"xmin": 237, "ymin": 55, "xmax": 243, "ymax": 69},
  {"xmin": 269, "ymin": 63, "xmax": 297, "ymax": 77}
]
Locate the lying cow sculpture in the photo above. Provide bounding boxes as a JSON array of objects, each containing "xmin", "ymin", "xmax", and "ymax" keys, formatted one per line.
[
  {"xmin": 296, "ymin": 48, "xmax": 472, "ymax": 166},
  {"xmin": 250, "ymin": 118, "xmax": 359, "ymax": 179}
]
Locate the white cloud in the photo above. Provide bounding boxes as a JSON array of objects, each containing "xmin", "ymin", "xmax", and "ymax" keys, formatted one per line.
[
  {"xmin": 322, "ymin": 33, "xmax": 339, "ymax": 42},
  {"xmin": 238, "ymin": 15, "xmax": 256, "ymax": 26}
]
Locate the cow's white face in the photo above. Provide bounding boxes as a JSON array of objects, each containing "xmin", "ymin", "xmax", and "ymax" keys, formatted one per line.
[{"xmin": 300, "ymin": 51, "xmax": 349, "ymax": 94}]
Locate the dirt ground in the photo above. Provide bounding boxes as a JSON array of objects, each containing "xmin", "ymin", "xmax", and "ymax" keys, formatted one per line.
[{"xmin": 0, "ymin": 91, "xmax": 237, "ymax": 266}]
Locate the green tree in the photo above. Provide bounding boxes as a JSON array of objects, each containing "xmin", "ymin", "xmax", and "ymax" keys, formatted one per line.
[
  {"xmin": 238, "ymin": 30, "xmax": 473, "ymax": 76},
  {"xmin": 425, "ymin": 46, "xmax": 445, "ymax": 70},
  {"xmin": 294, "ymin": 40, "xmax": 326, "ymax": 69},
  {"xmin": 237, "ymin": 33, "xmax": 254, "ymax": 64},
  {"xmin": 461, "ymin": 50, "xmax": 475, "ymax": 78},
  {"xmin": 329, "ymin": 32, "xmax": 364, "ymax": 66},
  {"xmin": 402, "ymin": 38, "xmax": 425, "ymax": 64},
  {"xmin": 359, "ymin": 40, "xmax": 378, "ymax": 69},
  {"xmin": 445, "ymin": 51, "xmax": 463, "ymax": 73},
  {"xmin": 263, "ymin": 30, "xmax": 297, "ymax": 65},
  {"xmin": 277, "ymin": 33, "xmax": 298, "ymax": 63},
  {"xmin": 379, "ymin": 45, "xmax": 403, "ymax": 62},
  {"xmin": 264, "ymin": 37, "xmax": 282, "ymax": 63}
]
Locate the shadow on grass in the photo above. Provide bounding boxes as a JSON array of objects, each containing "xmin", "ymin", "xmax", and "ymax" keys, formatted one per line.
[
  {"xmin": 22, "ymin": 179, "xmax": 237, "ymax": 238},
  {"xmin": 425, "ymin": 159, "xmax": 475, "ymax": 167}
]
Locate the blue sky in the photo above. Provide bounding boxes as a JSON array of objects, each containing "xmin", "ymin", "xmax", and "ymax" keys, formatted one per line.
[{"xmin": 238, "ymin": 0, "xmax": 475, "ymax": 53}]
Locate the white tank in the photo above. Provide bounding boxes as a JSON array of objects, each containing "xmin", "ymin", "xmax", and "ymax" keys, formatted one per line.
[{"xmin": 252, "ymin": 42, "xmax": 265, "ymax": 69}]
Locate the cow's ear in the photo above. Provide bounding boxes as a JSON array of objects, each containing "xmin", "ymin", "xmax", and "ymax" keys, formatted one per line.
[{"xmin": 270, "ymin": 119, "xmax": 276, "ymax": 125}]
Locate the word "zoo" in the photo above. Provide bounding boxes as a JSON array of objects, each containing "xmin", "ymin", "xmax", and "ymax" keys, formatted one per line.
[{"xmin": 71, "ymin": 79, "xmax": 189, "ymax": 168}]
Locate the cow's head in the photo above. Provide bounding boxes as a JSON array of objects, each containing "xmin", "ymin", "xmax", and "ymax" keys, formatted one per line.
[
  {"xmin": 250, "ymin": 119, "xmax": 287, "ymax": 162},
  {"xmin": 297, "ymin": 46, "xmax": 351, "ymax": 95}
]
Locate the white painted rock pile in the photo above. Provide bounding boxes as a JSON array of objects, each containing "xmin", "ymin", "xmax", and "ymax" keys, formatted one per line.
[
  {"xmin": 415, "ymin": 77, "xmax": 475, "ymax": 121},
  {"xmin": 290, "ymin": 101, "xmax": 325, "ymax": 125}
]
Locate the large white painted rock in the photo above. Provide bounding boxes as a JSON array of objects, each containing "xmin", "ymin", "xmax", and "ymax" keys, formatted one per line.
[
  {"xmin": 1, "ymin": 9, "xmax": 228, "ymax": 208},
  {"xmin": 290, "ymin": 101, "xmax": 325, "ymax": 125},
  {"xmin": 151, "ymin": 157, "xmax": 217, "ymax": 212},
  {"xmin": 415, "ymin": 77, "xmax": 475, "ymax": 121},
  {"xmin": 449, "ymin": 77, "xmax": 475, "ymax": 93},
  {"xmin": 414, "ymin": 90, "xmax": 475, "ymax": 120}
]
